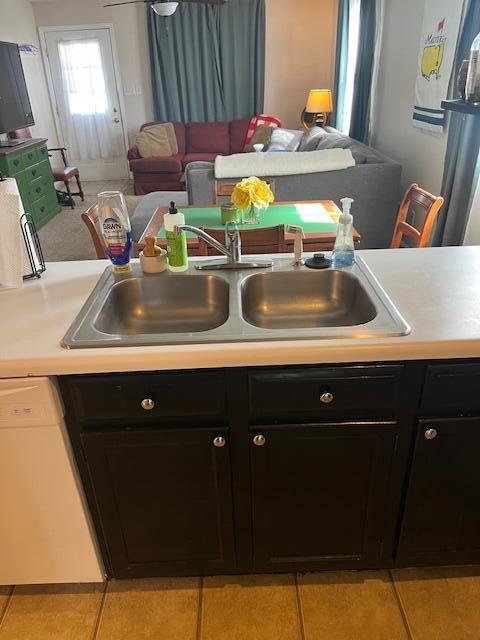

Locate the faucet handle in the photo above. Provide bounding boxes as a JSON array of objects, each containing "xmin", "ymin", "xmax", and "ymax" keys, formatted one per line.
[{"xmin": 286, "ymin": 224, "xmax": 305, "ymax": 238}]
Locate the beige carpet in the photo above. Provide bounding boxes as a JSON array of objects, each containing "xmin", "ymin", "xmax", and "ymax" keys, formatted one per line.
[{"xmin": 38, "ymin": 180, "xmax": 141, "ymax": 262}]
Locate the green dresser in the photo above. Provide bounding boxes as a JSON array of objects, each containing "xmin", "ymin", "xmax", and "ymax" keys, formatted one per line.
[{"xmin": 0, "ymin": 138, "xmax": 61, "ymax": 229}]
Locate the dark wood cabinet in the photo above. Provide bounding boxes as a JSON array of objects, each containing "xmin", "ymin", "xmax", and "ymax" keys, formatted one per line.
[
  {"xmin": 81, "ymin": 427, "xmax": 236, "ymax": 578},
  {"xmin": 250, "ymin": 421, "xmax": 398, "ymax": 571},
  {"xmin": 397, "ymin": 417, "xmax": 480, "ymax": 565},
  {"xmin": 60, "ymin": 360, "xmax": 480, "ymax": 578}
]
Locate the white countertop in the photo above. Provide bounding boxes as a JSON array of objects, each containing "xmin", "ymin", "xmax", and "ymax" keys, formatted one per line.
[{"xmin": 1, "ymin": 247, "xmax": 480, "ymax": 378}]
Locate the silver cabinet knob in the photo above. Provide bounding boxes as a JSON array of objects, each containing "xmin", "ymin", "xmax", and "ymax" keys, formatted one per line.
[
  {"xmin": 320, "ymin": 391, "xmax": 334, "ymax": 405},
  {"xmin": 253, "ymin": 434, "xmax": 266, "ymax": 447},
  {"xmin": 425, "ymin": 428, "xmax": 438, "ymax": 440},
  {"xmin": 213, "ymin": 436, "xmax": 226, "ymax": 448},
  {"xmin": 141, "ymin": 398, "xmax": 155, "ymax": 411}
]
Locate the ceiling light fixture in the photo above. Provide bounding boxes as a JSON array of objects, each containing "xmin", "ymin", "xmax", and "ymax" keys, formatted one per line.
[{"xmin": 151, "ymin": 2, "xmax": 179, "ymax": 16}]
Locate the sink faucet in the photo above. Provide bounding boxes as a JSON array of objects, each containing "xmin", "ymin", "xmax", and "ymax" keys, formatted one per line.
[
  {"xmin": 286, "ymin": 225, "xmax": 305, "ymax": 266},
  {"xmin": 173, "ymin": 222, "xmax": 273, "ymax": 270}
]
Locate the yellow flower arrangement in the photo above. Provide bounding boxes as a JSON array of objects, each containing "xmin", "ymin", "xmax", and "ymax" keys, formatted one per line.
[{"xmin": 231, "ymin": 176, "xmax": 275, "ymax": 211}]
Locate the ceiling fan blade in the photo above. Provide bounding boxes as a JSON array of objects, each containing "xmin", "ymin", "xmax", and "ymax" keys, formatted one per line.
[{"xmin": 103, "ymin": 0, "xmax": 146, "ymax": 7}]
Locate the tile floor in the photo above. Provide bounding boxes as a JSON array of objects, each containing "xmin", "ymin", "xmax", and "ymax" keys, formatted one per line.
[{"xmin": 0, "ymin": 567, "xmax": 479, "ymax": 639}]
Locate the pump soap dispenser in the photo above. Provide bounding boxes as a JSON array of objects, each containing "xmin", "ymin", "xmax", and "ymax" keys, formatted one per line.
[
  {"xmin": 332, "ymin": 197, "xmax": 355, "ymax": 268},
  {"xmin": 164, "ymin": 201, "xmax": 188, "ymax": 272}
]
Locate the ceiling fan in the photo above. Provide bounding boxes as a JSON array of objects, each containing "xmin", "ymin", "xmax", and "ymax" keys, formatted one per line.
[{"xmin": 104, "ymin": 0, "xmax": 226, "ymax": 17}]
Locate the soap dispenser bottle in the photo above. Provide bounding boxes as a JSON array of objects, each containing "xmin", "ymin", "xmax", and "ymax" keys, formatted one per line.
[
  {"xmin": 332, "ymin": 197, "xmax": 355, "ymax": 268},
  {"xmin": 164, "ymin": 201, "xmax": 188, "ymax": 272}
]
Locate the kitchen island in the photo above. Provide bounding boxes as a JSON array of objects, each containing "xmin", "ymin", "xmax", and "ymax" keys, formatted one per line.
[{"xmin": 1, "ymin": 247, "xmax": 480, "ymax": 580}]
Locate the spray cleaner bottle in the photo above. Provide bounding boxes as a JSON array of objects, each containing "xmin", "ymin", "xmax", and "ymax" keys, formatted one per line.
[
  {"xmin": 332, "ymin": 197, "xmax": 355, "ymax": 268},
  {"xmin": 98, "ymin": 191, "xmax": 132, "ymax": 274}
]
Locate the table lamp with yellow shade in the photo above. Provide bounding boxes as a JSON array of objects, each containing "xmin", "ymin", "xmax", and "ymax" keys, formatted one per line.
[{"xmin": 301, "ymin": 89, "xmax": 333, "ymax": 129}]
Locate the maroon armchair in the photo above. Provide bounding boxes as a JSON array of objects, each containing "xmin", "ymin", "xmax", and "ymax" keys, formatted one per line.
[{"xmin": 128, "ymin": 119, "xmax": 250, "ymax": 195}]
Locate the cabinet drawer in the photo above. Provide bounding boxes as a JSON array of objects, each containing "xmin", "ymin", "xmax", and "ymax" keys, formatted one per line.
[
  {"xmin": 28, "ymin": 176, "xmax": 47, "ymax": 200},
  {"xmin": 26, "ymin": 160, "xmax": 51, "ymax": 181},
  {"xmin": 249, "ymin": 365, "xmax": 404, "ymax": 417},
  {"xmin": 30, "ymin": 196, "xmax": 48, "ymax": 225},
  {"xmin": 1, "ymin": 153, "xmax": 24, "ymax": 175},
  {"xmin": 22, "ymin": 147, "xmax": 39, "ymax": 167},
  {"xmin": 421, "ymin": 363, "xmax": 480, "ymax": 411},
  {"xmin": 64, "ymin": 371, "xmax": 227, "ymax": 425}
]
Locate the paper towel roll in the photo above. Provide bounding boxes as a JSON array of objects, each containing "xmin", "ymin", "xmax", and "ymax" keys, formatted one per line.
[{"xmin": 0, "ymin": 178, "xmax": 24, "ymax": 291}]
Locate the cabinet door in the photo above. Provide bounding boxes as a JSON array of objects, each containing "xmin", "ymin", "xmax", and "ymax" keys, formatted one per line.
[
  {"xmin": 397, "ymin": 418, "xmax": 480, "ymax": 565},
  {"xmin": 81, "ymin": 428, "xmax": 236, "ymax": 578},
  {"xmin": 250, "ymin": 422, "xmax": 398, "ymax": 571}
]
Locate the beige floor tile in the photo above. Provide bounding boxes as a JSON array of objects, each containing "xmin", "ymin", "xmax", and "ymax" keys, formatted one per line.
[
  {"xmin": 96, "ymin": 577, "xmax": 200, "ymax": 640},
  {"xmin": 0, "ymin": 583, "xmax": 104, "ymax": 640},
  {"xmin": 201, "ymin": 574, "xmax": 302, "ymax": 640},
  {"xmin": 298, "ymin": 571, "xmax": 408, "ymax": 640},
  {"xmin": 0, "ymin": 586, "xmax": 12, "ymax": 622},
  {"xmin": 392, "ymin": 566, "xmax": 480, "ymax": 640}
]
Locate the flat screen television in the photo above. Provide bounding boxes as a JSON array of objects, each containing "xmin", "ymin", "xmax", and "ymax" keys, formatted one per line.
[{"xmin": 0, "ymin": 41, "xmax": 35, "ymax": 141}]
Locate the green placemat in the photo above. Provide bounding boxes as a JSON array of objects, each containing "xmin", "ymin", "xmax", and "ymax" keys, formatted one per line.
[{"xmin": 157, "ymin": 202, "xmax": 337, "ymax": 239}]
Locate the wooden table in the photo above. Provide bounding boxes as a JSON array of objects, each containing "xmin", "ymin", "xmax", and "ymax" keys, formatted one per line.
[{"xmin": 138, "ymin": 200, "xmax": 361, "ymax": 255}]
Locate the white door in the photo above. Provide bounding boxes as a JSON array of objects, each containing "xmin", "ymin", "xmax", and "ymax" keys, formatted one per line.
[{"xmin": 44, "ymin": 27, "xmax": 128, "ymax": 181}]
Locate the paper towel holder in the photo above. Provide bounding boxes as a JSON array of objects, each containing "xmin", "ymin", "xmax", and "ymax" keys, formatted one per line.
[{"xmin": 21, "ymin": 213, "xmax": 45, "ymax": 280}]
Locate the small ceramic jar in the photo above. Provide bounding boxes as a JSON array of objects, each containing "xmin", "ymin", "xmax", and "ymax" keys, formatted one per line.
[{"xmin": 139, "ymin": 248, "xmax": 168, "ymax": 274}]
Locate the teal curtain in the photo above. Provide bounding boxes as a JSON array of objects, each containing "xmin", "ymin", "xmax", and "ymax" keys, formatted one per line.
[
  {"xmin": 148, "ymin": 0, "xmax": 265, "ymax": 123},
  {"xmin": 333, "ymin": 0, "xmax": 350, "ymax": 130},
  {"xmin": 433, "ymin": 0, "xmax": 480, "ymax": 246},
  {"xmin": 349, "ymin": 0, "xmax": 376, "ymax": 142}
]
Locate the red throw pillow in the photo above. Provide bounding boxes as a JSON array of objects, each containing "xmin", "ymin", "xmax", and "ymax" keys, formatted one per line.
[{"xmin": 243, "ymin": 115, "xmax": 281, "ymax": 151}]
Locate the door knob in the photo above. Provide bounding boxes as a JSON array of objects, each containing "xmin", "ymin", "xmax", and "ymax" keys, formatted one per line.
[
  {"xmin": 425, "ymin": 428, "xmax": 438, "ymax": 440},
  {"xmin": 253, "ymin": 434, "xmax": 266, "ymax": 447},
  {"xmin": 113, "ymin": 117, "xmax": 121, "ymax": 123},
  {"xmin": 213, "ymin": 436, "xmax": 226, "ymax": 448},
  {"xmin": 140, "ymin": 398, "xmax": 155, "ymax": 411}
]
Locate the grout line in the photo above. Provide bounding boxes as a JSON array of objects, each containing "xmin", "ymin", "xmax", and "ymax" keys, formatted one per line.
[
  {"xmin": 295, "ymin": 574, "xmax": 307, "ymax": 640},
  {"xmin": 0, "ymin": 586, "xmax": 14, "ymax": 628},
  {"xmin": 388, "ymin": 569, "xmax": 415, "ymax": 640},
  {"xmin": 196, "ymin": 577, "xmax": 204, "ymax": 640},
  {"xmin": 91, "ymin": 581, "xmax": 108, "ymax": 640}
]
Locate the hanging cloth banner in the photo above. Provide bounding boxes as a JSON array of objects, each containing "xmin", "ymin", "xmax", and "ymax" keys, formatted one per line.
[{"xmin": 413, "ymin": 0, "xmax": 464, "ymax": 133}]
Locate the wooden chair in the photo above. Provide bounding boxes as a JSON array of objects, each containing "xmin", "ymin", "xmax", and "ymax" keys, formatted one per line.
[
  {"xmin": 391, "ymin": 183, "xmax": 444, "ymax": 249},
  {"xmin": 48, "ymin": 147, "xmax": 84, "ymax": 210},
  {"xmin": 213, "ymin": 179, "xmax": 276, "ymax": 204},
  {"xmin": 197, "ymin": 224, "xmax": 287, "ymax": 256},
  {"xmin": 81, "ymin": 204, "xmax": 107, "ymax": 259}
]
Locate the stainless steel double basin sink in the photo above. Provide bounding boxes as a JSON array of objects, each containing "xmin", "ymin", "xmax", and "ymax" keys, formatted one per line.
[{"xmin": 63, "ymin": 257, "xmax": 410, "ymax": 348}]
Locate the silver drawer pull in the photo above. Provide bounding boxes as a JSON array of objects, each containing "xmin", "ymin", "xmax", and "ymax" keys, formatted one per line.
[
  {"xmin": 213, "ymin": 436, "xmax": 226, "ymax": 448},
  {"xmin": 253, "ymin": 434, "xmax": 266, "ymax": 447},
  {"xmin": 320, "ymin": 391, "xmax": 334, "ymax": 405},
  {"xmin": 425, "ymin": 428, "xmax": 438, "ymax": 440},
  {"xmin": 140, "ymin": 398, "xmax": 155, "ymax": 411}
]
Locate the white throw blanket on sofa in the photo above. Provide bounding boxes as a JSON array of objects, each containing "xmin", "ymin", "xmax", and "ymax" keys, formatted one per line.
[{"xmin": 214, "ymin": 149, "xmax": 355, "ymax": 179}]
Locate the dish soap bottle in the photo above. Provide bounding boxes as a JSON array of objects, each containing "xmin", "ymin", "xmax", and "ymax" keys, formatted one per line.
[
  {"xmin": 332, "ymin": 197, "xmax": 355, "ymax": 268},
  {"xmin": 164, "ymin": 201, "xmax": 188, "ymax": 272},
  {"xmin": 98, "ymin": 191, "xmax": 132, "ymax": 274}
]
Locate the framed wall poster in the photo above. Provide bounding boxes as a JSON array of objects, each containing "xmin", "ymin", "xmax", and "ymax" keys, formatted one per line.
[{"xmin": 413, "ymin": 0, "xmax": 464, "ymax": 133}]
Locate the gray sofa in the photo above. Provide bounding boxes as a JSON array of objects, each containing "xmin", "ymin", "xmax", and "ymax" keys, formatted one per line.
[{"xmin": 185, "ymin": 130, "xmax": 402, "ymax": 249}]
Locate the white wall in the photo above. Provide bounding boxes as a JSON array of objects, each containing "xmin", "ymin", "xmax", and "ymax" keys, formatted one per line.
[
  {"xmin": 370, "ymin": 0, "xmax": 449, "ymax": 194},
  {"xmin": 264, "ymin": 0, "xmax": 338, "ymax": 129},
  {"xmin": 32, "ymin": 0, "xmax": 155, "ymax": 145},
  {"xmin": 0, "ymin": 0, "xmax": 58, "ymax": 144}
]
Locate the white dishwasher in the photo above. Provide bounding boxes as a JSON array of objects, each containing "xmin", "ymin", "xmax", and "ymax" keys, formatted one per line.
[{"xmin": 0, "ymin": 377, "xmax": 104, "ymax": 585}]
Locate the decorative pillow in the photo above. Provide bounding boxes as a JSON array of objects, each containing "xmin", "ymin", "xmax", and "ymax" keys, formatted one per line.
[
  {"xmin": 143, "ymin": 123, "xmax": 178, "ymax": 154},
  {"xmin": 244, "ymin": 125, "xmax": 274, "ymax": 152},
  {"xmin": 243, "ymin": 114, "xmax": 281, "ymax": 150},
  {"xmin": 316, "ymin": 132, "xmax": 352, "ymax": 150},
  {"xmin": 267, "ymin": 128, "xmax": 304, "ymax": 152},
  {"xmin": 298, "ymin": 126, "xmax": 326, "ymax": 152},
  {"xmin": 135, "ymin": 123, "xmax": 178, "ymax": 158}
]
